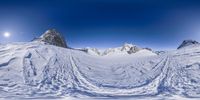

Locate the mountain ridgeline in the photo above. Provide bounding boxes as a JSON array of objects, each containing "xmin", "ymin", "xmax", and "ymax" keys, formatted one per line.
[{"xmin": 34, "ymin": 29, "xmax": 200, "ymax": 56}]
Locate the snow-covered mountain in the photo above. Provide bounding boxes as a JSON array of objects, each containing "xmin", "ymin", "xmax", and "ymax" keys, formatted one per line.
[
  {"xmin": 82, "ymin": 47, "xmax": 101, "ymax": 56},
  {"xmin": 83, "ymin": 43, "xmax": 156, "ymax": 57},
  {"xmin": 0, "ymin": 30, "xmax": 200, "ymax": 99},
  {"xmin": 177, "ymin": 40, "xmax": 200, "ymax": 49},
  {"xmin": 102, "ymin": 43, "xmax": 141, "ymax": 56},
  {"xmin": 34, "ymin": 29, "xmax": 67, "ymax": 48}
]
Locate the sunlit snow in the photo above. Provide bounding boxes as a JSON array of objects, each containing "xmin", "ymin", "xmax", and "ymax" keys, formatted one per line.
[{"xmin": 0, "ymin": 41, "xmax": 200, "ymax": 99}]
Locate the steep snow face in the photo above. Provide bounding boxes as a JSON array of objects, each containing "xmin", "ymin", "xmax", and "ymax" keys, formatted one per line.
[
  {"xmin": 0, "ymin": 42, "xmax": 200, "ymax": 99},
  {"xmin": 177, "ymin": 40, "xmax": 200, "ymax": 49},
  {"xmin": 36, "ymin": 29, "xmax": 67, "ymax": 48}
]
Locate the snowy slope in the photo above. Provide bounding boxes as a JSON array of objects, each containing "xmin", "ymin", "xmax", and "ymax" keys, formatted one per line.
[{"xmin": 0, "ymin": 42, "xmax": 200, "ymax": 99}]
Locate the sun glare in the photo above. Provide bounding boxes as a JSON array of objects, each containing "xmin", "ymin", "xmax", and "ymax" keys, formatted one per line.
[{"xmin": 3, "ymin": 32, "xmax": 10, "ymax": 38}]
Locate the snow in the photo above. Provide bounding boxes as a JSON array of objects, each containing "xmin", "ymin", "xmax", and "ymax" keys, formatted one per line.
[
  {"xmin": 0, "ymin": 42, "xmax": 200, "ymax": 99},
  {"xmin": 102, "ymin": 43, "xmax": 142, "ymax": 56},
  {"xmin": 83, "ymin": 43, "xmax": 155, "ymax": 56}
]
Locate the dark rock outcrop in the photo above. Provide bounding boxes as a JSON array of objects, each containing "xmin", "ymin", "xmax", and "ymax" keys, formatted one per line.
[
  {"xmin": 127, "ymin": 46, "xmax": 141, "ymax": 54},
  {"xmin": 36, "ymin": 29, "xmax": 67, "ymax": 48}
]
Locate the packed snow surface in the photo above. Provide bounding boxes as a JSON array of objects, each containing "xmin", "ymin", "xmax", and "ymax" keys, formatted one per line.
[{"xmin": 0, "ymin": 42, "xmax": 200, "ymax": 99}]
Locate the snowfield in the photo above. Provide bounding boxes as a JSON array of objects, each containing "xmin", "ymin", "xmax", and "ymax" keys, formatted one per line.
[{"xmin": 0, "ymin": 42, "xmax": 200, "ymax": 99}]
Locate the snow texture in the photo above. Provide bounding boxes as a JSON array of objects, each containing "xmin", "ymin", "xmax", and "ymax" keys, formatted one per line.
[{"xmin": 0, "ymin": 41, "xmax": 200, "ymax": 99}]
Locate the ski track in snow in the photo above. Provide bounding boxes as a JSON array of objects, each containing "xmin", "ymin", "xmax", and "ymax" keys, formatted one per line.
[{"xmin": 0, "ymin": 42, "xmax": 200, "ymax": 99}]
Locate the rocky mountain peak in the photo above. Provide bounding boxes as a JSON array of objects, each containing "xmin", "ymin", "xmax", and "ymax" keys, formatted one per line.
[
  {"xmin": 177, "ymin": 40, "xmax": 199, "ymax": 49},
  {"xmin": 37, "ymin": 29, "xmax": 67, "ymax": 48}
]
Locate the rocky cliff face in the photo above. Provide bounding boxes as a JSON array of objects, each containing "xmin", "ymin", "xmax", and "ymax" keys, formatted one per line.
[
  {"xmin": 36, "ymin": 29, "xmax": 67, "ymax": 48},
  {"xmin": 177, "ymin": 40, "xmax": 199, "ymax": 49}
]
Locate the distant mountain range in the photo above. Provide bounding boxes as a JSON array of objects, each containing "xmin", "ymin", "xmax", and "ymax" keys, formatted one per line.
[
  {"xmin": 82, "ymin": 43, "xmax": 157, "ymax": 57},
  {"xmin": 34, "ymin": 29, "xmax": 200, "ymax": 56}
]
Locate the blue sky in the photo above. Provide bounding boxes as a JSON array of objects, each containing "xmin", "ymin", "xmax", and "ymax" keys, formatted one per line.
[{"xmin": 0, "ymin": 0, "xmax": 200, "ymax": 50}]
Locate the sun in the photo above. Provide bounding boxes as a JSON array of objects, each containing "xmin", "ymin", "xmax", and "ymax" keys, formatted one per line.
[{"xmin": 3, "ymin": 32, "xmax": 11, "ymax": 38}]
